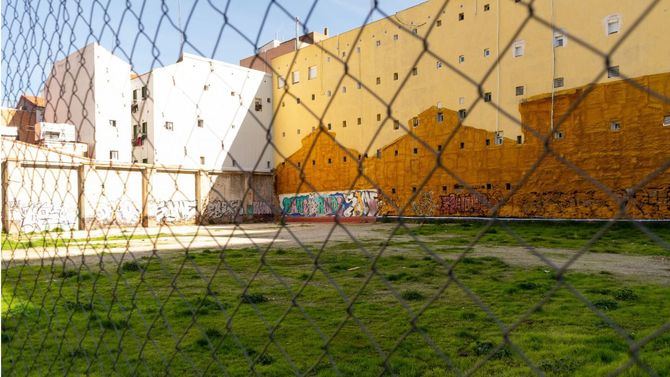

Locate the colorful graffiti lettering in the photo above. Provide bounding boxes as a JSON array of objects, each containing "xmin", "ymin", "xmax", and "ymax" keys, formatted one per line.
[
  {"xmin": 279, "ymin": 190, "xmax": 379, "ymax": 217},
  {"xmin": 439, "ymin": 191, "xmax": 502, "ymax": 216}
]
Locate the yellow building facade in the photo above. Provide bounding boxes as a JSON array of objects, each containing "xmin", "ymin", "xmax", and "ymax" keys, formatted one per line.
[
  {"xmin": 272, "ymin": 0, "xmax": 668, "ymax": 156},
  {"xmin": 271, "ymin": 0, "xmax": 670, "ymax": 219}
]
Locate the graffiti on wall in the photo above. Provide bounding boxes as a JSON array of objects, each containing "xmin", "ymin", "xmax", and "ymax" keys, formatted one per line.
[
  {"xmin": 94, "ymin": 200, "xmax": 141, "ymax": 225},
  {"xmin": 251, "ymin": 201, "xmax": 273, "ymax": 216},
  {"xmin": 280, "ymin": 190, "xmax": 379, "ymax": 217},
  {"xmin": 412, "ymin": 192, "xmax": 438, "ymax": 217},
  {"xmin": 202, "ymin": 199, "xmax": 243, "ymax": 221},
  {"xmin": 154, "ymin": 200, "xmax": 197, "ymax": 223},
  {"xmin": 439, "ymin": 191, "xmax": 503, "ymax": 216},
  {"xmin": 8, "ymin": 200, "xmax": 77, "ymax": 232}
]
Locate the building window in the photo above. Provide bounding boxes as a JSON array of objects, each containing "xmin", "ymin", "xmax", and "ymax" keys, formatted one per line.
[
  {"xmin": 436, "ymin": 60, "xmax": 443, "ymax": 69},
  {"xmin": 376, "ymin": 77, "xmax": 381, "ymax": 85},
  {"xmin": 327, "ymin": 90, "xmax": 332, "ymax": 97},
  {"xmin": 109, "ymin": 120, "xmax": 117, "ymax": 127},
  {"xmin": 664, "ymin": 115, "xmax": 670, "ymax": 127},
  {"xmin": 606, "ymin": 15, "xmax": 621, "ymax": 35},
  {"xmin": 142, "ymin": 122, "xmax": 147, "ymax": 135},
  {"xmin": 486, "ymin": 183, "xmax": 492, "ymax": 190},
  {"xmin": 297, "ymin": 129, "xmax": 301, "ymax": 135},
  {"xmin": 342, "ymin": 120, "xmax": 347, "ymax": 128},
  {"xmin": 412, "ymin": 67, "xmax": 418, "ymax": 76},
  {"xmin": 357, "ymin": 81, "xmax": 362, "ymax": 89},
  {"xmin": 437, "ymin": 112, "xmax": 444, "ymax": 122},
  {"xmin": 141, "ymin": 86, "xmax": 148, "ymax": 99},
  {"xmin": 132, "ymin": 89, "xmax": 137, "ymax": 102},
  {"xmin": 554, "ymin": 77, "xmax": 564, "ymax": 88},
  {"xmin": 554, "ymin": 31, "xmax": 566, "ymax": 48},
  {"xmin": 203, "ymin": 84, "xmax": 210, "ymax": 91},
  {"xmin": 292, "ymin": 71, "xmax": 300, "ymax": 84},
  {"xmin": 357, "ymin": 117, "xmax": 362, "ymax": 125},
  {"xmin": 494, "ymin": 131, "xmax": 504, "ymax": 145},
  {"xmin": 413, "ymin": 148, "xmax": 418, "ymax": 154},
  {"xmin": 327, "ymin": 123, "xmax": 332, "ymax": 130},
  {"xmin": 200, "ymin": 156, "xmax": 205, "ymax": 165},
  {"xmin": 343, "ymin": 156, "xmax": 347, "ymax": 162},
  {"xmin": 506, "ymin": 183, "xmax": 512, "ymax": 190},
  {"xmin": 458, "ymin": 109, "xmax": 467, "ymax": 120},
  {"xmin": 486, "ymin": 138, "xmax": 491, "ymax": 146},
  {"xmin": 484, "ymin": 92, "xmax": 492, "ymax": 102},
  {"xmin": 376, "ymin": 40, "xmax": 381, "ymax": 47},
  {"xmin": 458, "ymin": 12, "xmax": 464, "ymax": 21},
  {"xmin": 393, "ymin": 34, "xmax": 399, "ymax": 41},
  {"xmin": 267, "ymin": 97, "xmax": 271, "ymax": 103},
  {"xmin": 109, "ymin": 150, "xmax": 118, "ymax": 160},
  {"xmin": 142, "ymin": 158, "xmax": 148, "ymax": 163},
  {"xmin": 278, "ymin": 76, "xmax": 286, "ymax": 89},
  {"xmin": 554, "ymin": 131, "xmax": 564, "ymax": 140},
  {"xmin": 328, "ymin": 158, "xmax": 332, "ymax": 164},
  {"xmin": 376, "ymin": 149, "xmax": 382, "ymax": 158},
  {"xmin": 133, "ymin": 124, "xmax": 139, "ymax": 137},
  {"xmin": 610, "ymin": 121, "xmax": 621, "ymax": 132},
  {"xmin": 255, "ymin": 97, "xmax": 263, "ymax": 111},
  {"xmin": 377, "ymin": 113, "xmax": 381, "ymax": 121},
  {"xmin": 458, "ymin": 55, "xmax": 465, "ymax": 63},
  {"xmin": 607, "ymin": 66, "xmax": 620, "ymax": 78},
  {"xmin": 308, "ymin": 66, "xmax": 317, "ymax": 80},
  {"xmin": 517, "ymin": 135, "xmax": 523, "ymax": 144},
  {"xmin": 516, "ymin": 86, "xmax": 525, "ymax": 96},
  {"xmin": 484, "ymin": 48, "xmax": 491, "ymax": 57},
  {"xmin": 393, "ymin": 120, "xmax": 400, "ymax": 130},
  {"xmin": 484, "ymin": 3, "xmax": 490, "ymax": 11},
  {"xmin": 297, "ymin": 97, "xmax": 301, "ymax": 104},
  {"xmin": 513, "ymin": 41, "xmax": 525, "ymax": 57},
  {"xmin": 460, "ymin": 142, "xmax": 465, "ymax": 149},
  {"xmin": 356, "ymin": 47, "xmax": 361, "ymax": 54},
  {"xmin": 393, "ymin": 72, "xmax": 399, "ymax": 80},
  {"xmin": 342, "ymin": 86, "xmax": 347, "ymax": 94},
  {"xmin": 437, "ymin": 145, "xmax": 442, "ymax": 151},
  {"xmin": 412, "ymin": 118, "xmax": 419, "ymax": 127},
  {"xmin": 197, "ymin": 119, "xmax": 204, "ymax": 128},
  {"xmin": 311, "ymin": 94, "xmax": 316, "ymax": 101}
]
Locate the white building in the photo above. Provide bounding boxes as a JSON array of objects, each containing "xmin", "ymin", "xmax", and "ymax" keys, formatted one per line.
[
  {"xmin": 43, "ymin": 43, "xmax": 132, "ymax": 162},
  {"xmin": 131, "ymin": 53, "xmax": 273, "ymax": 171}
]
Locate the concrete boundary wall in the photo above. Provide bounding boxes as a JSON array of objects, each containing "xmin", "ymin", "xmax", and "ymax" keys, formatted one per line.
[{"xmin": 1, "ymin": 159, "xmax": 276, "ymax": 233}]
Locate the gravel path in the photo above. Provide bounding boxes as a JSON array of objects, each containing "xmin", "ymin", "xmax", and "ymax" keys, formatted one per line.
[{"xmin": 3, "ymin": 223, "xmax": 669, "ymax": 283}]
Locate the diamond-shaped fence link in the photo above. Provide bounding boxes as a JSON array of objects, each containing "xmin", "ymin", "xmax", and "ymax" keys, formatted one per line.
[{"xmin": 2, "ymin": 0, "xmax": 669, "ymax": 376}]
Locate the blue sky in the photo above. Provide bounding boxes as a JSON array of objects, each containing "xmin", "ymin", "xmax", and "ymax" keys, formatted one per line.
[{"xmin": 2, "ymin": 0, "xmax": 424, "ymax": 104}]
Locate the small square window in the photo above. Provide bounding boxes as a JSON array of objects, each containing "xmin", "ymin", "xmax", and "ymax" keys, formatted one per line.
[
  {"xmin": 343, "ymin": 156, "xmax": 347, "ymax": 162},
  {"xmin": 296, "ymin": 97, "xmax": 301, "ymax": 104},
  {"xmin": 484, "ymin": 92, "xmax": 492, "ymax": 102},
  {"xmin": 254, "ymin": 97, "xmax": 263, "ymax": 111},
  {"xmin": 554, "ymin": 131, "xmax": 564, "ymax": 140},
  {"xmin": 109, "ymin": 120, "xmax": 117, "ymax": 127},
  {"xmin": 516, "ymin": 85, "xmax": 525, "ymax": 96},
  {"xmin": 393, "ymin": 72, "xmax": 399, "ymax": 80},
  {"xmin": 412, "ymin": 118, "xmax": 419, "ymax": 127},
  {"xmin": 412, "ymin": 67, "xmax": 418, "ymax": 76},
  {"xmin": 606, "ymin": 15, "xmax": 621, "ymax": 35},
  {"xmin": 391, "ymin": 188, "xmax": 396, "ymax": 194},
  {"xmin": 494, "ymin": 131, "xmax": 504, "ymax": 145},
  {"xmin": 328, "ymin": 158, "xmax": 332, "ymax": 164},
  {"xmin": 278, "ymin": 77, "xmax": 286, "ymax": 89},
  {"xmin": 377, "ymin": 113, "xmax": 382, "ymax": 121},
  {"xmin": 311, "ymin": 94, "xmax": 316, "ymax": 100},
  {"xmin": 554, "ymin": 77, "xmax": 564, "ymax": 88},
  {"xmin": 484, "ymin": 4, "xmax": 490, "ymax": 11},
  {"xmin": 292, "ymin": 71, "xmax": 300, "ymax": 84},
  {"xmin": 200, "ymin": 156, "xmax": 205, "ymax": 165},
  {"xmin": 327, "ymin": 90, "xmax": 332, "ymax": 97},
  {"xmin": 458, "ymin": 109, "xmax": 467, "ymax": 120},
  {"xmin": 513, "ymin": 41, "xmax": 525, "ymax": 57},
  {"xmin": 357, "ymin": 81, "xmax": 362, "ymax": 89},
  {"xmin": 357, "ymin": 117, "xmax": 362, "ymax": 125},
  {"xmin": 517, "ymin": 135, "xmax": 523, "ymax": 144},
  {"xmin": 356, "ymin": 47, "xmax": 361, "ymax": 54},
  {"xmin": 308, "ymin": 66, "xmax": 317, "ymax": 80},
  {"xmin": 436, "ymin": 61, "xmax": 443, "ymax": 69},
  {"xmin": 297, "ymin": 129, "xmax": 301, "ymax": 135},
  {"xmin": 458, "ymin": 55, "xmax": 465, "ymax": 63},
  {"xmin": 393, "ymin": 34, "xmax": 399, "ymax": 41},
  {"xmin": 141, "ymin": 86, "xmax": 148, "ymax": 99},
  {"xmin": 506, "ymin": 183, "xmax": 512, "ymax": 190},
  {"xmin": 436, "ymin": 19, "xmax": 442, "ymax": 27},
  {"xmin": 327, "ymin": 123, "xmax": 332, "ymax": 130},
  {"xmin": 459, "ymin": 142, "xmax": 465, "ymax": 149},
  {"xmin": 376, "ymin": 40, "xmax": 381, "ymax": 47},
  {"xmin": 393, "ymin": 120, "xmax": 400, "ymax": 130},
  {"xmin": 376, "ymin": 77, "xmax": 381, "ymax": 85},
  {"xmin": 663, "ymin": 115, "xmax": 670, "ymax": 127},
  {"xmin": 607, "ymin": 66, "xmax": 620, "ymax": 78},
  {"xmin": 342, "ymin": 120, "xmax": 347, "ymax": 128},
  {"xmin": 486, "ymin": 139, "xmax": 491, "ymax": 146},
  {"xmin": 197, "ymin": 119, "xmax": 204, "ymax": 128},
  {"xmin": 165, "ymin": 121, "xmax": 174, "ymax": 130},
  {"xmin": 109, "ymin": 150, "xmax": 118, "ymax": 160},
  {"xmin": 554, "ymin": 32, "xmax": 566, "ymax": 48},
  {"xmin": 610, "ymin": 121, "xmax": 621, "ymax": 132},
  {"xmin": 342, "ymin": 86, "xmax": 347, "ymax": 94},
  {"xmin": 458, "ymin": 12, "xmax": 464, "ymax": 21},
  {"xmin": 484, "ymin": 48, "xmax": 490, "ymax": 57},
  {"xmin": 394, "ymin": 150, "xmax": 398, "ymax": 156},
  {"xmin": 437, "ymin": 112, "xmax": 444, "ymax": 123}
]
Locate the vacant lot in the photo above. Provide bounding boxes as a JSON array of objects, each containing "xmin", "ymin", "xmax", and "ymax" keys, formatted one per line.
[{"xmin": 2, "ymin": 221, "xmax": 670, "ymax": 376}]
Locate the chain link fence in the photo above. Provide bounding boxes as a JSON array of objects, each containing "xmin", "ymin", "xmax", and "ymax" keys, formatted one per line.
[{"xmin": 2, "ymin": 0, "xmax": 670, "ymax": 376}]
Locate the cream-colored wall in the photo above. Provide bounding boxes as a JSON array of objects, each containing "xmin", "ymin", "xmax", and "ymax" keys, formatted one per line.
[{"xmin": 271, "ymin": 0, "xmax": 670, "ymax": 165}]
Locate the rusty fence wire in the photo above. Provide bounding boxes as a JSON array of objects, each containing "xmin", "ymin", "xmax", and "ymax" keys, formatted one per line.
[{"xmin": 2, "ymin": 0, "xmax": 670, "ymax": 376}]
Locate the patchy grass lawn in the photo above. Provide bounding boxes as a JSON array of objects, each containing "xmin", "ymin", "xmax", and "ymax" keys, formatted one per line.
[
  {"xmin": 2, "ymin": 240, "xmax": 669, "ymax": 376},
  {"xmin": 1, "ymin": 232, "xmax": 174, "ymax": 251},
  {"xmin": 391, "ymin": 221, "xmax": 670, "ymax": 256}
]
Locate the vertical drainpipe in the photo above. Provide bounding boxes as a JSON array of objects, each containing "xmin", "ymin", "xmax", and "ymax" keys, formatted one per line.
[
  {"xmin": 496, "ymin": 0, "xmax": 500, "ymax": 133},
  {"xmin": 550, "ymin": 0, "xmax": 556, "ymax": 132}
]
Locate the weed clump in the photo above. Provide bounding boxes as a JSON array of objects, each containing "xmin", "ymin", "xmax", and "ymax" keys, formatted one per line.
[
  {"xmin": 401, "ymin": 290, "xmax": 424, "ymax": 301},
  {"xmin": 240, "ymin": 293, "xmax": 268, "ymax": 304}
]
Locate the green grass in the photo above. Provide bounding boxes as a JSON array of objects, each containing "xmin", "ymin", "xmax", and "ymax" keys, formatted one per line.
[
  {"xmin": 392, "ymin": 221, "xmax": 670, "ymax": 256},
  {"xmin": 2, "ymin": 243, "xmax": 669, "ymax": 376},
  {"xmin": 1, "ymin": 232, "xmax": 174, "ymax": 251}
]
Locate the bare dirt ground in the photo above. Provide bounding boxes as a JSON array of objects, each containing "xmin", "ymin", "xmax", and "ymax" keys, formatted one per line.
[{"xmin": 3, "ymin": 223, "xmax": 669, "ymax": 284}]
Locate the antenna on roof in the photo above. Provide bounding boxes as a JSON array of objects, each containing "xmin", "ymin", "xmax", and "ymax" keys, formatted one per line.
[
  {"xmin": 295, "ymin": 17, "xmax": 300, "ymax": 50},
  {"xmin": 178, "ymin": 0, "xmax": 184, "ymax": 57}
]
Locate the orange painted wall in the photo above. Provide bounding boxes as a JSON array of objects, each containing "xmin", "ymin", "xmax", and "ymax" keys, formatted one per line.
[{"xmin": 276, "ymin": 73, "xmax": 670, "ymax": 219}]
